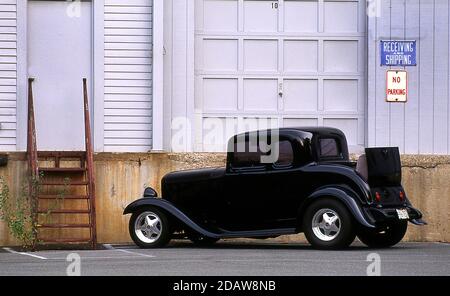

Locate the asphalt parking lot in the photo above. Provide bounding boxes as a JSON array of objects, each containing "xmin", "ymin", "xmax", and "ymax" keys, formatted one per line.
[{"xmin": 0, "ymin": 241, "xmax": 449, "ymax": 276}]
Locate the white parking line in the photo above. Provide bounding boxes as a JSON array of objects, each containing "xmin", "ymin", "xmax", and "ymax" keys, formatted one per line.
[
  {"xmin": 103, "ymin": 244, "xmax": 155, "ymax": 258},
  {"xmin": 2, "ymin": 247, "xmax": 47, "ymax": 260}
]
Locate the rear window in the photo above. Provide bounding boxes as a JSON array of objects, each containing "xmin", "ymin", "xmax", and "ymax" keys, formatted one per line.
[{"xmin": 319, "ymin": 138, "xmax": 340, "ymax": 158}]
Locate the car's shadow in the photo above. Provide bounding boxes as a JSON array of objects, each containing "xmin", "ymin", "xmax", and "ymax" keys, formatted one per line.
[
  {"xmin": 161, "ymin": 240, "xmax": 407, "ymax": 251},
  {"xmin": 114, "ymin": 241, "xmax": 423, "ymax": 252}
]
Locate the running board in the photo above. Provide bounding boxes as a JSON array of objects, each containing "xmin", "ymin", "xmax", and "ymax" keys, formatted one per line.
[{"xmin": 216, "ymin": 228, "xmax": 297, "ymax": 238}]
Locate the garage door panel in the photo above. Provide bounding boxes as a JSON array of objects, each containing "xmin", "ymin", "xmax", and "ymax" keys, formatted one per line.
[
  {"xmin": 244, "ymin": 0, "xmax": 278, "ymax": 32},
  {"xmin": 323, "ymin": 118, "xmax": 358, "ymax": 145},
  {"xmin": 203, "ymin": 78, "xmax": 238, "ymax": 111},
  {"xmin": 202, "ymin": 117, "xmax": 237, "ymax": 151},
  {"xmin": 284, "ymin": 79, "xmax": 318, "ymax": 111},
  {"xmin": 284, "ymin": 118, "xmax": 319, "ymax": 127},
  {"xmin": 243, "ymin": 79, "xmax": 278, "ymax": 111},
  {"xmin": 244, "ymin": 39, "xmax": 278, "ymax": 72},
  {"xmin": 323, "ymin": 40, "xmax": 359, "ymax": 73},
  {"xmin": 196, "ymin": 0, "xmax": 366, "ymax": 152},
  {"xmin": 203, "ymin": 39, "xmax": 238, "ymax": 71},
  {"xmin": 284, "ymin": 0, "xmax": 318, "ymax": 32},
  {"xmin": 203, "ymin": 0, "xmax": 238, "ymax": 32},
  {"xmin": 324, "ymin": 79, "xmax": 358, "ymax": 112},
  {"xmin": 284, "ymin": 40, "xmax": 318, "ymax": 72},
  {"xmin": 324, "ymin": 1, "xmax": 358, "ymax": 33},
  {"xmin": 242, "ymin": 117, "xmax": 279, "ymax": 132}
]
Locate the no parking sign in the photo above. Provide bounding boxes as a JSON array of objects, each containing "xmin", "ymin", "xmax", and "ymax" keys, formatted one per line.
[{"xmin": 386, "ymin": 70, "xmax": 407, "ymax": 102}]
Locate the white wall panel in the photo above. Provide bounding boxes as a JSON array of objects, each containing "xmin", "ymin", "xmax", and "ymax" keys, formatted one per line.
[
  {"xmin": 368, "ymin": 0, "xmax": 450, "ymax": 154},
  {"xmin": 0, "ymin": 0, "xmax": 16, "ymax": 151},
  {"xmin": 104, "ymin": 0, "xmax": 153, "ymax": 152}
]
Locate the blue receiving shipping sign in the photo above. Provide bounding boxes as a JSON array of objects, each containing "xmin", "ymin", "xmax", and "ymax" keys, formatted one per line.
[{"xmin": 381, "ymin": 40, "xmax": 416, "ymax": 66}]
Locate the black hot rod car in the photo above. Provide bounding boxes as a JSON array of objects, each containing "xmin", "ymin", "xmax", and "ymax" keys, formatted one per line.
[{"xmin": 124, "ymin": 127, "xmax": 425, "ymax": 249}]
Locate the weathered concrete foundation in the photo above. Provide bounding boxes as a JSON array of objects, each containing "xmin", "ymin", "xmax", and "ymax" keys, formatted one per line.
[{"xmin": 0, "ymin": 153, "xmax": 449, "ymax": 246}]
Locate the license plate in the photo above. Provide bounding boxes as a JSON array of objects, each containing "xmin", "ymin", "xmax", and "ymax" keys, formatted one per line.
[{"xmin": 396, "ymin": 209, "xmax": 409, "ymax": 220}]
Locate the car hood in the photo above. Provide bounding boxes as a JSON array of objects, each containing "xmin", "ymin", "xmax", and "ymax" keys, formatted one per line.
[{"xmin": 162, "ymin": 167, "xmax": 226, "ymax": 185}]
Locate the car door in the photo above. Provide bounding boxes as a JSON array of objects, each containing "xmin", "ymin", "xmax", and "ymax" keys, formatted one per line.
[
  {"xmin": 221, "ymin": 135, "xmax": 299, "ymax": 230},
  {"xmin": 220, "ymin": 135, "xmax": 275, "ymax": 230},
  {"xmin": 262, "ymin": 139, "xmax": 301, "ymax": 226}
]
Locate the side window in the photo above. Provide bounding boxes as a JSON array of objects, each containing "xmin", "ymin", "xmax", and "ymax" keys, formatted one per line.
[
  {"xmin": 274, "ymin": 140, "xmax": 294, "ymax": 167},
  {"xmin": 232, "ymin": 139, "xmax": 264, "ymax": 169},
  {"xmin": 319, "ymin": 138, "xmax": 341, "ymax": 158}
]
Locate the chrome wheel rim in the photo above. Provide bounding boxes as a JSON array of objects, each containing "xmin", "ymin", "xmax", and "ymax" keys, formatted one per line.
[
  {"xmin": 311, "ymin": 208, "xmax": 341, "ymax": 241},
  {"xmin": 134, "ymin": 211, "xmax": 162, "ymax": 243}
]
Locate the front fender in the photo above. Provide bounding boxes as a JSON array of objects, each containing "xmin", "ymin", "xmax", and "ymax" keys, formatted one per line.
[
  {"xmin": 301, "ymin": 187, "xmax": 376, "ymax": 228},
  {"xmin": 123, "ymin": 198, "xmax": 220, "ymax": 239}
]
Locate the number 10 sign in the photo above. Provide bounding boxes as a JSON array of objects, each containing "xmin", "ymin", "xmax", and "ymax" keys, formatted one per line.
[{"xmin": 386, "ymin": 70, "xmax": 408, "ymax": 102}]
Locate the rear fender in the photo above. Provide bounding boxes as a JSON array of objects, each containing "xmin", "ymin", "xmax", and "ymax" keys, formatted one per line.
[
  {"xmin": 123, "ymin": 198, "xmax": 220, "ymax": 239},
  {"xmin": 300, "ymin": 187, "xmax": 376, "ymax": 228}
]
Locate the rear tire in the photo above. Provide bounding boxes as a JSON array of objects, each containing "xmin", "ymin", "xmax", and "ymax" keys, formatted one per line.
[
  {"xmin": 303, "ymin": 199, "xmax": 356, "ymax": 250},
  {"xmin": 129, "ymin": 207, "xmax": 171, "ymax": 248},
  {"xmin": 357, "ymin": 221, "xmax": 407, "ymax": 248}
]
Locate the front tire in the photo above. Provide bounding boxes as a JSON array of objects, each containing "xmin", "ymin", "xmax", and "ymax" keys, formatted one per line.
[
  {"xmin": 129, "ymin": 207, "xmax": 171, "ymax": 248},
  {"xmin": 303, "ymin": 199, "xmax": 356, "ymax": 250},
  {"xmin": 357, "ymin": 221, "xmax": 408, "ymax": 248}
]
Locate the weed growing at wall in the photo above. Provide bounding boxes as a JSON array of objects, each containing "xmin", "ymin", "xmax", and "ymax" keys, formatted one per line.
[{"xmin": 0, "ymin": 176, "xmax": 39, "ymax": 250}]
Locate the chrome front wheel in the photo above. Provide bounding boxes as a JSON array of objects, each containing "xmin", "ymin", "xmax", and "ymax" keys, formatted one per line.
[
  {"xmin": 134, "ymin": 211, "xmax": 162, "ymax": 243},
  {"xmin": 129, "ymin": 207, "xmax": 171, "ymax": 248}
]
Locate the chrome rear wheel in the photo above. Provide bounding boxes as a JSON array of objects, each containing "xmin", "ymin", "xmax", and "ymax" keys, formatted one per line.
[
  {"xmin": 311, "ymin": 209, "xmax": 341, "ymax": 242},
  {"xmin": 303, "ymin": 199, "xmax": 356, "ymax": 249}
]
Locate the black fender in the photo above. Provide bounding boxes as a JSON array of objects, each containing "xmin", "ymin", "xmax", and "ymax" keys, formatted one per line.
[
  {"xmin": 299, "ymin": 187, "xmax": 376, "ymax": 228},
  {"xmin": 123, "ymin": 198, "xmax": 220, "ymax": 239}
]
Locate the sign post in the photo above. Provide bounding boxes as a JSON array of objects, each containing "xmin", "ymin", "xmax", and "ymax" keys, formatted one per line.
[{"xmin": 386, "ymin": 70, "xmax": 407, "ymax": 102}]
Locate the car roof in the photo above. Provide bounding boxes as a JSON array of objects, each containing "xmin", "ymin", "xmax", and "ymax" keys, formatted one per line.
[{"xmin": 232, "ymin": 126, "xmax": 346, "ymax": 139}]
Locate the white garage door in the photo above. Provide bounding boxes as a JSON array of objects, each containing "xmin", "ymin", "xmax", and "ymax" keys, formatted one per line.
[{"xmin": 195, "ymin": 0, "xmax": 366, "ymax": 152}]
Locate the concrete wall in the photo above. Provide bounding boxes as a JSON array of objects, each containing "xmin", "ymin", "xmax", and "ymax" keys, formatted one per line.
[{"xmin": 0, "ymin": 152, "xmax": 449, "ymax": 246}]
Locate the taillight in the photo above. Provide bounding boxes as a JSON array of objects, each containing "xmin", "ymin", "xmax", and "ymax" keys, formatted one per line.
[
  {"xmin": 399, "ymin": 191, "xmax": 405, "ymax": 201},
  {"xmin": 375, "ymin": 192, "xmax": 381, "ymax": 202}
]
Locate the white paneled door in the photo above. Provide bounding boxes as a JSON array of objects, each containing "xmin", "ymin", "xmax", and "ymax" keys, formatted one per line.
[
  {"xmin": 28, "ymin": 0, "xmax": 92, "ymax": 151},
  {"xmin": 195, "ymin": 0, "xmax": 366, "ymax": 151}
]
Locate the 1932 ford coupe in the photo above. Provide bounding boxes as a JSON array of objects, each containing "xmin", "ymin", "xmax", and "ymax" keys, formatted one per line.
[{"xmin": 124, "ymin": 127, "xmax": 426, "ymax": 249}]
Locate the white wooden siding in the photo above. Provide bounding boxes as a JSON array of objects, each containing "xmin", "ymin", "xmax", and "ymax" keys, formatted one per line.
[
  {"xmin": 368, "ymin": 0, "xmax": 450, "ymax": 154},
  {"xmin": 104, "ymin": 0, "xmax": 153, "ymax": 152},
  {"xmin": 0, "ymin": 0, "xmax": 16, "ymax": 151}
]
